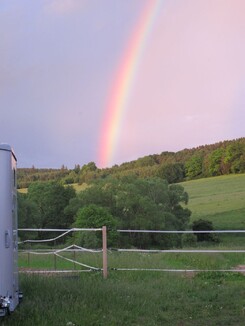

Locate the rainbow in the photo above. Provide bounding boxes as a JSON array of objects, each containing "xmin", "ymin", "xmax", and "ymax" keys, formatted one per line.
[{"xmin": 98, "ymin": 0, "xmax": 162, "ymax": 168}]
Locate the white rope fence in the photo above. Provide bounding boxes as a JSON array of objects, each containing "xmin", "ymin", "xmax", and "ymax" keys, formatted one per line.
[
  {"xmin": 18, "ymin": 227, "xmax": 108, "ymax": 277},
  {"xmin": 117, "ymin": 229, "xmax": 245, "ymax": 233},
  {"xmin": 117, "ymin": 249, "xmax": 245, "ymax": 253},
  {"xmin": 112, "ymin": 229, "xmax": 245, "ymax": 273},
  {"xmin": 20, "ymin": 244, "xmax": 102, "ymax": 255},
  {"xmin": 18, "ymin": 227, "xmax": 102, "ymax": 244},
  {"xmin": 19, "ymin": 244, "xmax": 102, "ymax": 272},
  {"xmin": 18, "ymin": 228, "xmax": 245, "ymax": 276},
  {"xmin": 111, "ymin": 268, "xmax": 245, "ymax": 273}
]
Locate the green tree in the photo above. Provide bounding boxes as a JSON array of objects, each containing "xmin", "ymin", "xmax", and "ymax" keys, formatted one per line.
[
  {"xmin": 18, "ymin": 193, "xmax": 40, "ymax": 240},
  {"xmin": 157, "ymin": 163, "xmax": 185, "ymax": 183},
  {"xmin": 208, "ymin": 149, "xmax": 224, "ymax": 176},
  {"xmin": 69, "ymin": 176, "xmax": 191, "ymax": 248},
  {"xmin": 135, "ymin": 156, "xmax": 156, "ymax": 168},
  {"xmin": 27, "ymin": 181, "xmax": 76, "ymax": 229},
  {"xmin": 224, "ymin": 143, "xmax": 245, "ymax": 173},
  {"xmin": 185, "ymin": 155, "xmax": 203, "ymax": 179},
  {"xmin": 73, "ymin": 204, "xmax": 118, "ymax": 248}
]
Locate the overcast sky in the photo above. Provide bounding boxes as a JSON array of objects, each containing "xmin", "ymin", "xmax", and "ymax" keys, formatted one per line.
[{"xmin": 1, "ymin": 0, "xmax": 244, "ymax": 169}]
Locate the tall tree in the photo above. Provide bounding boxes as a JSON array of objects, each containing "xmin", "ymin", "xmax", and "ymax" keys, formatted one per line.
[
  {"xmin": 27, "ymin": 182, "xmax": 76, "ymax": 229},
  {"xmin": 185, "ymin": 155, "xmax": 203, "ymax": 179}
]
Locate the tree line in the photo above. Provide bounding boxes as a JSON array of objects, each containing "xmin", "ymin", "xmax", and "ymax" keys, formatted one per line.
[{"xmin": 17, "ymin": 138, "xmax": 245, "ymax": 189}]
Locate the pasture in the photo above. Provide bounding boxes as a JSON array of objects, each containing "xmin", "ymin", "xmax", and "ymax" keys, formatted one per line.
[
  {"xmin": 180, "ymin": 173, "xmax": 245, "ymax": 230},
  {"xmin": 180, "ymin": 173, "xmax": 245, "ymax": 247}
]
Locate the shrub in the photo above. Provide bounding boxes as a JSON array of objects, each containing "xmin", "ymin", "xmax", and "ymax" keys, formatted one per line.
[
  {"xmin": 192, "ymin": 219, "xmax": 219, "ymax": 242},
  {"xmin": 181, "ymin": 233, "xmax": 197, "ymax": 247}
]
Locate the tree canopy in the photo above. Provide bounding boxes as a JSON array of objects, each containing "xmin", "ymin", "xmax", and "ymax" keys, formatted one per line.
[
  {"xmin": 18, "ymin": 176, "xmax": 191, "ymax": 248},
  {"xmin": 64, "ymin": 176, "xmax": 191, "ymax": 248},
  {"xmin": 20, "ymin": 181, "xmax": 76, "ymax": 230}
]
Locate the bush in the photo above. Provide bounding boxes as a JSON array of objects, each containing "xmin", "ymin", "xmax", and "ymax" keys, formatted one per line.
[
  {"xmin": 181, "ymin": 233, "xmax": 197, "ymax": 247},
  {"xmin": 192, "ymin": 219, "xmax": 219, "ymax": 242},
  {"xmin": 73, "ymin": 204, "xmax": 118, "ymax": 248}
]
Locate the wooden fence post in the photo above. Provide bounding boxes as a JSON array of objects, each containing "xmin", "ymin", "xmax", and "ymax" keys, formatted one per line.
[
  {"xmin": 73, "ymin": 250, "xmax": 76, "ymax": 270},
  {"xmin": 102, "ymin": 226, "xmax": 108, "ymax": 279},
  {"xmin": 54, "ymin": 253, "xmax": 57, "ymax": 270}
]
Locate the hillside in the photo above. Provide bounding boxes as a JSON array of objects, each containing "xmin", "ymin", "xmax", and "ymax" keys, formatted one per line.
[
  {"xmin": 17, "ymin": 138, "xmax": 245, "ymax": 188},
  {"xmin": 180, "ymin": 173, "xmax": 245, "ymax": 230}
]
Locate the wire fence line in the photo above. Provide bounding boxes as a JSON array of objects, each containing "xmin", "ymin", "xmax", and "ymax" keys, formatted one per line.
[
  {"xmin": 18, "ymin": 227, "xmax": 245, "ymax": 245},
  {"xmin": 18, "ymin": 228, "xmax": 102, "ymax": 232},
  {"xmin": 118, "ymin": 229, "xmax": 245, "ymax": 233},
  {"xmin": 116, "ymin": 249, "xmax": 245, "ymax": 253},
  {"xmin": 18, "ymin": 227, "xmax": 245, "ymax": 276},
  {"xmin": 19, "ymin": 228, "xmax": 245, "ymax": 233},
  {"xmin": 18, "ymin": 228, "xmax": 102, "ymax": 244},
  {"xmin": 20, "ymin": 244, "xmax": 102, "ymax": 255}
]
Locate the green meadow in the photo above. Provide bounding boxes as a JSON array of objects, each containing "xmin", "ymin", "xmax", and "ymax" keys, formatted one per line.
[
  {"xmin": 180, "ymin": 173, "xmax": 245, "ymax": 230},
  {"xmin": 8, "ymin": 174, "xmax": 245, "ymax": 325},
  {"xmin": 179, "ymin": 174, "xmax": 245, "ymax": 247}
]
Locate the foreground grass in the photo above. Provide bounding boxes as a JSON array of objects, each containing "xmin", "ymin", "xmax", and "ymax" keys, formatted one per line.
[
  {"xmin": 2, "ymin": 272, "xmax": 245, "ymax": 326},
  {"xmin": 16, "ymin": 246, "xmax": 245, "ymax": 325}
]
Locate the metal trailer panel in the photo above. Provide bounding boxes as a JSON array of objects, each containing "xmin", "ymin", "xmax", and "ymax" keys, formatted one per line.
[{"xmin": 0, "ymin": 144, "xmax": 19, "ymax": 315}]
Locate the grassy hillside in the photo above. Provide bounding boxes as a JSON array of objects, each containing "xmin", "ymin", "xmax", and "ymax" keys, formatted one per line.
[{"xmin": 180, "ymin": 173, "xmax": 245, "ymax": 230}]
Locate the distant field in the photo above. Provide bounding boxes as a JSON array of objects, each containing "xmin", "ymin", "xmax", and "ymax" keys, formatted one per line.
[
  {"xmin": 71, "ymin": 182, "xmax": 89, "ymax": 192},
  {"xmin": 180, "ymin": 174, "xmax": 245, "ymax": 230},
  {"xmin": 17, "ymin": 182, "xmax": 88, "ymax": 194}
]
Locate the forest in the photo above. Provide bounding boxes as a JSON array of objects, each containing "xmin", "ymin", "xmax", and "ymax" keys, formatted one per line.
[{"xmin": 17, "ymin": 138, "xmax": 245, "ymax": 189}]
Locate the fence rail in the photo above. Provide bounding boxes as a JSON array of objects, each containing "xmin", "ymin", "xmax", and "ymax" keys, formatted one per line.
[{"xmin": 18, "ymin": 227, "xmax": 245, "ymax": 277}]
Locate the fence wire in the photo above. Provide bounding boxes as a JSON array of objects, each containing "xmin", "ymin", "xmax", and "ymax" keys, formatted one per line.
[{"xmin": 18, "ymin": 228, "xmax": 245, "ymax": 275}]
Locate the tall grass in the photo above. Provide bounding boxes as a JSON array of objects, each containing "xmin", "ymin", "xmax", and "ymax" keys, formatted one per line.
[{"xmin": 3, "ymin": 272, "xmax": 245, "ymax": 326}]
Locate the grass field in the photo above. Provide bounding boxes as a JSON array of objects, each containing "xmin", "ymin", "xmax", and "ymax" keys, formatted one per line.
[
  {"xmin": 3, "ymin": 272, "xmax": 245, "ymax": 326},
  {"xmin": 179, "ymin": 174, "xmax": 245, "ymax": 248},
  {"xmin": 180, "ymin": 173, "xmax": 245, "ymax": 229},
  {"xmin": 8, "ymin": 173, "xmax": 245, "ymax": 325},
  {"xmin": 17, "ymin": 182, "xmax": 88, "ymax": 194},
  {"xmin": 18, "ymin": 249, "xmax": 245, "ymax": 272}
]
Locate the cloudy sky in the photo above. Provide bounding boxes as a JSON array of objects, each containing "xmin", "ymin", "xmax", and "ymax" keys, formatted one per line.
[{"xmin": 1, "ymin": 0, "xmax": 244, "ymax": 169}]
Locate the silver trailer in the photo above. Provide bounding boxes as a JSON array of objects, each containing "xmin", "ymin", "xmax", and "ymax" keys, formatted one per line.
[{"xmin": 0, "ymin": 144, "xmax": 20, "ymax": 317}]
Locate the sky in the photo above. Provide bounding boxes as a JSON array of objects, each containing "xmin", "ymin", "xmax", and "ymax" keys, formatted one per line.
[{"xmin": 0, "ymin": 0, "xmax": 244, "ymax": 169}]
